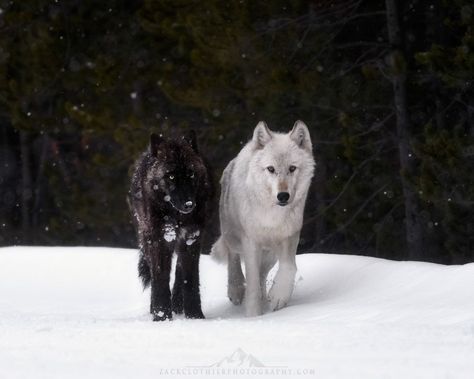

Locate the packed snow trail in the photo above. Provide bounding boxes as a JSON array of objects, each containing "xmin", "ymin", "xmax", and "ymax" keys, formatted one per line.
[{"xmin": 0, "ymin": 247, "xmax": 473, "ymax": 379}]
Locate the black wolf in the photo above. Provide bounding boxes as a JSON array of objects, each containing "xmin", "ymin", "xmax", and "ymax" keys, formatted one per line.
[{"xmin": 129, "ymin": 132, "xmax": 213, "ymax": 321}]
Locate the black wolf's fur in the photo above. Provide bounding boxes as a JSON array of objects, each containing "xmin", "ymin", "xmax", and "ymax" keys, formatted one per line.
[
  {"xmin": 137, "ymin": 256, "xmax": 151, "ymax": 288},
  {"xmin": 129, "ymin": 132, "xmax": 213, "ymax": 321}
]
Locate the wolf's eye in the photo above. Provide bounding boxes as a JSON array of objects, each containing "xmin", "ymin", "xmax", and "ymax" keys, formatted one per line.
[
  {"xmin": 168, "ymin": 173, "xmax": 174, "ymax": 180},
  {"xmin": 289, "ymin": 165, "xmax": 297, "ymax": 173},
  {"xmin": 267, "ymin": 166, "xmax": 275, "ymax": 173},
  {"xmin": 189, "ymin": 172, "xmax": 195, "ymax": 179}
]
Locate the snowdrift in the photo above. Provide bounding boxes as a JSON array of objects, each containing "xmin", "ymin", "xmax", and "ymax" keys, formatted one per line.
[{"xmin": 0, "ymin": 247, "xmax": 473, "ymax": 379}]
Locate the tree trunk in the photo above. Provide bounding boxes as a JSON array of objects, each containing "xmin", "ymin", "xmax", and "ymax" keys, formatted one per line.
[
  {"xmin": 385, "ymin": 0, "xmax": 425, "ymax": 260},
  {"xmin": 19, "ymin": 130, "xmax": 33, "ymax": 243},
  {"xmin": 312, "ymin": 155, "xmax": 327, "ymax": 253},
  {"xmin": 468, "ymin": 96, "xmax": 474, "ymax": 137},
  {"xmin": 32, "ymin": 134, "xmax": 50, "ymax": 242}
]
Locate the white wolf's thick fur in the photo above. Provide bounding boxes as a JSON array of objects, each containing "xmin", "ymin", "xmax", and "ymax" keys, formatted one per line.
[{"xmin": 211, "ymin": 121, "xmax": 315, "ymax": 316}]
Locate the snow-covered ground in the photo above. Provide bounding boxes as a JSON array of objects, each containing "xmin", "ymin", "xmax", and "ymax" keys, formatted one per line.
[{"xmin": 1, "ymin": 247, "xmax": 473, "ymax": 379}]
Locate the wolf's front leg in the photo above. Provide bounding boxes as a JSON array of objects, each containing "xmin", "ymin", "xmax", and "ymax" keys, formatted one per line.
[
  {"xmin": 171, "ymin": 261, "xmax": 184, "ymax": 315},
  {"xmin": 268, "ymin": 235, "xmax": 298, "ymax": 311},
  {"xmin": 260, "ymin": 252, "xmax": 277, "ymax": 304},
  {"xmin": 178, "ymin": 228, "xmax": 204, "ymax": 319},
  {"xmin": 149, "ymin": 241, "xmax": 173, "ymax": 321},
  {"xmin": 243, "ymin": 241, "xmax": 263, "ymax": 317}
]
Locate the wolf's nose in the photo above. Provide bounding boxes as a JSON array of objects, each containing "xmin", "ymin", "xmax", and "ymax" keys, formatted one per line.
[{"xmin": 277, "ymin": 192, "xmax": 290, "ymax": 203}]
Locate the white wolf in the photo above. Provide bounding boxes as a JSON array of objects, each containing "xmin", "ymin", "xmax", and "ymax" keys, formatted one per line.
[{"xmin": 211, "ymin": 121, "xmax": 315, "ymax": 316}]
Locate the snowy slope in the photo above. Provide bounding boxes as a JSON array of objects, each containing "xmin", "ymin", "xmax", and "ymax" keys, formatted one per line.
[{"xmin": 0, "ymin": 247, "xmax": 473, "ymax": 379}]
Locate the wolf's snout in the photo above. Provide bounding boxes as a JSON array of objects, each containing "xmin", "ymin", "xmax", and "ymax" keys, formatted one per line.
[{"xmin": 277, "ymin": 192, "xmax": 290, "ymax": 205}]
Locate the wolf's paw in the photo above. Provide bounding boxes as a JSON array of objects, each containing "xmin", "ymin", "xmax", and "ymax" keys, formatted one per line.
[
  {"xmin": 268, "ymin": 284, "xmax": 292, "ymax": 311},
  {"xmin": 228, "ymin": 284, "xmax": 245, "ymax": 305},
  {"xmin": 185, "ymin": 309, "xmax": 205, "ymax": 319},
  {"xmin": 244, "ymin": 300, "xmax": 264, "ymax": 317},
  {"xmin": 152, "ymin": 308, "xmax": 172, "ymax": 321},
  {"xmin": 171, "ymin": 302, "xmax": 183, "ymax": 315},
  {"xmin": 268, "ymin": 296, "xmax": 288, "ymax": 311},
  {"xmin": 171, "ymin": 296, "xmax": 184, "ymax": 315},
  {"xmin": 268, "ymin": 293, "xmax": 289, "ymax": 311}
]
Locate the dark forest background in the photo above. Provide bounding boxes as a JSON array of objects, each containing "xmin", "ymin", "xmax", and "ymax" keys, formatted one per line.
[{"xmin": 0, "ymin": 0, "xmax": 472, "ymax": 263}]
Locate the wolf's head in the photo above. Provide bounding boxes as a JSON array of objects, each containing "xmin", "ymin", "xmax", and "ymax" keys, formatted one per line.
[
  {"xmin": 248, "ymin": 121, "xmax": 315, "ymax": 207},
  {"xmin": 146, "ymin": 131, "xmax": 209, "ymax": 214}
]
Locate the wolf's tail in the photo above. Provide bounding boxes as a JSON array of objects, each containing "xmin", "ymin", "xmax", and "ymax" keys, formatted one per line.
[
  {"xmin": 138, "ymin": 256, "xmax": 151, "ymax": 288},
  {"xmin": 210, "ymin": 236, "xmax": 229, "ymax": 263}
]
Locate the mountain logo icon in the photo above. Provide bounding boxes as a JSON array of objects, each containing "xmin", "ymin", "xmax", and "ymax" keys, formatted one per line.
[{"xmin": 210, "ymin": 348, "xmax": 266, "ymax": 368}]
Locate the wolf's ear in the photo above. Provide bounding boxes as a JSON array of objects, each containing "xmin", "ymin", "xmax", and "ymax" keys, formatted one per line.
[
  {"xmin": 150, "ymin": 133, "xmax": 165, "ymax": 156},
  {"xmin": 290, "ymin": 120, "xmax": 312, "ymax": 152},
  {"xmin": 182, "ymin": 130, "xmax": 198, "ymax": 152},
  {"xmin": 252, "ymin": 121, "xmax": 272, "ymax": 149}
]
